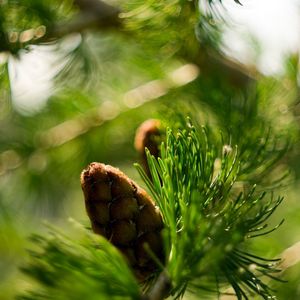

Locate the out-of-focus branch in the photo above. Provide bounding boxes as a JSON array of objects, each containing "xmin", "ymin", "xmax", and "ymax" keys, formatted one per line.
[
  {"xmin": 196, "ymin": 51, "xmax": 258, "ymax": 88},
  {"xmin": 39, "ymin": 64, "xmax": 199, "ymax": 149},
  {"xmin": 277, "ymin": 240, "xmax": 300, "ymax": 273},
  {"xmin": 0, "ymin": 63, "xmax": 200, "ymax": 175},
  {"xmin": 39, "ymin": 0, "xmax": 256, "ymax": 87},
  {"xmin": 6, "ymin": 0, "xmax": 257, "ymax": 88},
  {"xmin": 44, "ymin": 0, "xmax": 121, "ymax": 41}
]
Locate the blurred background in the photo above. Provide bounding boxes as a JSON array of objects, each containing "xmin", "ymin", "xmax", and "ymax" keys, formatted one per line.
[{"xmin": 0, "ymin": 0, "xmax": 300, "ymax": 299}]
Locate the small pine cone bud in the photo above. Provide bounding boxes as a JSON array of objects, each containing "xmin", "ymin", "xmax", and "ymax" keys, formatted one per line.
[
  {"xmin": 80, "ymin": 162, "xmax": 164, "ymax": 280},
  {"xmin": 134, "ymin": 119, "xmax": 162, "ymax": 178}
]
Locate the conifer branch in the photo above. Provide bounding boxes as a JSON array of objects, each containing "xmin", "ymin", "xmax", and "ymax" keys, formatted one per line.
[
  {"xmin": 19, "ymin": 117, "xmax": 289, "ymax": 300},
  {"xmin": 43, "ymin": 0, "xmax": 121, "ymax": 41},
  {"xmin": 136, "ymin": 118, "xmax": 286, "ymax": 299},
  {"xmin": 0, "ymin": 0, "xmax": 255, "ymax": 88}
]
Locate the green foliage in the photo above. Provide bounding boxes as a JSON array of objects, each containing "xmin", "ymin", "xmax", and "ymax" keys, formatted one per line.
[
  {"xmin": 137, "ymin": 119, "xmax": 284, "ymax": 299},
  {"xmin": 0, "ymin": 0, "xmax": 299, "ymax": 300},
  {"xmin": 19, "ymin": 222, "xmax": 140, "ymax": 300},
  {"xmin": 0, "ymin": 0, "xmax": 241, "ymax": 60},
  {"xmin": 19, "ymin": 117, "xmax": 287, "ymax": 300},
  {"xmin": 121, "ymin": 0, "xmax": 242, "ymax": 61},
  {"xmin": 0, "ymin": 0, "xmax": 74, "ymax": 54}
]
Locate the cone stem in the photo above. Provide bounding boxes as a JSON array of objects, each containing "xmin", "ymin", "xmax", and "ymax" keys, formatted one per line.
[{"xmin": 142, "ymin": 272, "xmax": 171, "ymax": 300}]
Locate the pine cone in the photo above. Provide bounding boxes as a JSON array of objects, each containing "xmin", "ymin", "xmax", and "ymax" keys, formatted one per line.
[
  {"xmin": 80, "ymin": 162, "xmax": 164, "ymax": 280},
  {"xmin": 134, "ymin": 119, "xmax": 161, "ymax": 178}
]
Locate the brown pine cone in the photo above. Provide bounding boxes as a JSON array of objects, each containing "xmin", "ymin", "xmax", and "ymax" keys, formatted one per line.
[
  {"xmin": 80, "ymin": 162, "xmax": 164, "ymax": 280},
  {"xmin": 134, "ymin": 119, "xmax": 162, "ymax": 178}
]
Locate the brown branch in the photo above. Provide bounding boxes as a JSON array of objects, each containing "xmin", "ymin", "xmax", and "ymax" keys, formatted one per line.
[
  {"xmin": 44, "ymin": 0, "xmax": 121, "ymax": 41},
  {"xmin": 142, "ymin": 272, "xmax": 171, "ymax": 300},
  {"xmin": 37, "ymin": 0, "xmax": 256, "ymax": 88},
  {"xmin": 11, "ymin": 0, "xmax": 257, "ymax": 89},
  {"xmin": 189, "ymin": 47, "xmax": 258, "ymax": 90}
]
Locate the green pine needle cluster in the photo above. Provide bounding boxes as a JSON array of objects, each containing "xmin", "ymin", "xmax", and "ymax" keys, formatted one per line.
[
  {"xmin": 136, "ymin": 118, "xmax": 284, "ymax": 299},
  {"xmin": 19, "ymin": 221, "xmax": 140, "ymax": 300}
]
